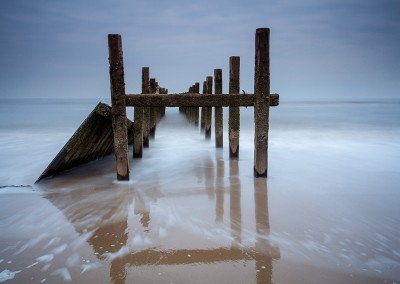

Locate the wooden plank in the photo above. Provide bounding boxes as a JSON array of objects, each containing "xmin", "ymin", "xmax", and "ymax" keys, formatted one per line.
[
  {"xmin": 254, "ymin": 28, "xmax": 270, "ymax": 177},
  {"xmin": 229, "ymin": 56, "xmax": 240, "ymax": 159},
  {"xmin": 108, "ymin": 34, "xmax": 129, "ymax": 181},
  {"xmin": 125, "ymin": 93, "xmax": 278, "ymax": 107},
  {"xmin": 36, "ymin": 103, "xmax": 134, "ymax": 182},
  {"xmin": 214, "ymin": 69, "xmax": 223, "ymax": 147}
]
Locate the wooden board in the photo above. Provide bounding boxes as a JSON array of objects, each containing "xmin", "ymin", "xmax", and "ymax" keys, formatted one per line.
[{"xmin": 36, "ymin": 102, "xmax": 134, "ymax": 182}]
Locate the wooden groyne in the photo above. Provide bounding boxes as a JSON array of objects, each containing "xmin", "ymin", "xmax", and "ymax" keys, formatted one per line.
[
  {"xmin": 37, "ymin": 27, "xmax": 279, "ymax": 182},
  {"xmin": 109, "ymin": 28, "xmax": 279, "ymax": 180},
  {"xmin": 36, "ymin": 103, "xmax": 134, "ymax": 182}
]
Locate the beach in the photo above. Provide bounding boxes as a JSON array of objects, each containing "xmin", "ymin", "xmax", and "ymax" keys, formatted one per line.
[{"xmin": 1, "ymin": 98, "xmax": 399, "ymax": 283}]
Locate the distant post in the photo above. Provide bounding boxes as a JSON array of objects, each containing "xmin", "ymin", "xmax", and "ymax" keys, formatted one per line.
[
  {"xmin": 205, "ymin": 76, "xmax": 213, "ymax": 139},
  {"xmin": 214, "ymin": 69, "xmax": 223, "ymax": 147},
  {"xmin": 200, "ymin": 81, "xmax": 206, "ymax": 132},
  {"xmin": 108, "ymin": 34, "xmax": 129, "ymax": 180},
  {"xmin": 149, "ymin": 78, "xmax": 156, "ymax": 139},
  {"xmin": 254, "ymin": 28, "xmax": 270, "ymax": 177},
  {"xmin": 194, "ymin": 82, "xmax": 200, "ymax": 127},
  {"xmin": 229, "ymin": 56, "xmax": 240, "ymax": 159},
  {"xmin": 142, "ymin": 67, "xmax": 150, "ymax": 148},
  {"xmin": 133, "ymin": 68, "xmax": 147, "ymax": 158}
]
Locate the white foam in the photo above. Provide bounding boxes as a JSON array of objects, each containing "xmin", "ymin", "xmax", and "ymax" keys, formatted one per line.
[
  {"xmin": 66, "ymin": 253, "xmax": 80, "ymax": 267},
  {"xmin": 51, "ymin": 244, "xmax": 67, "ymax": 255},
  {"xmin": 36, "ymin": 254, "xmax": 54, "ymax": 263},
  {"xmin": 81, "ymin": 262, "xmax": 102, "ymax": 273},
  {"xmin": 103, "ymin": 245, "xmax": 129, "ymax": 261},
  {"xmin": 0, "ymin": 269, "xmax": 21, "ymax": 282},
  {"xmin": 26, "ymin": 261, "xmax": 39, "ymax": 268},
  {"xmin": 52, "ymin": 268, "xmax": 72, "ymax": 282}
]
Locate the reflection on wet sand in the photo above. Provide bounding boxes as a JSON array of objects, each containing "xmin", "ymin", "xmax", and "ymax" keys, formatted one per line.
[{"xmin": 41, "ymin": 154, "xmax": 279, "ymax": 284}]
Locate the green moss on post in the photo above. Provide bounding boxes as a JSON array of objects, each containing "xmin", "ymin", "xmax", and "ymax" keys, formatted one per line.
[{"xmin": 108, "ymin": 34, "xmax": 129, "ymax": 180}]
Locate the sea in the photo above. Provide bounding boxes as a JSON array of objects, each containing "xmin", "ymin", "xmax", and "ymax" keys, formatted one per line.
[{"xmin": 0, "ymin": 97, "xmax": 399, "ymax": 283}]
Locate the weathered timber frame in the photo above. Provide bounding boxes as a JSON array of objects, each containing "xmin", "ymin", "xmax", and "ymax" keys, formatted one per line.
[{"xmin": 108, "ymin": 28, "xmax": 278, "ymax": 180}]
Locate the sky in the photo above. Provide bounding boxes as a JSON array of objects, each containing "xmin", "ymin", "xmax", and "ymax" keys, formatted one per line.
[{"xmin": 0, "ymin": 0, "xmax": 399, "ymax": 101}]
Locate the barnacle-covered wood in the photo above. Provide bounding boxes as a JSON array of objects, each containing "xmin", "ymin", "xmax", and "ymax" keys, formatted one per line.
[{"xmin": 36, "ymin": 103, "xmax": 134, "ymax": 182}]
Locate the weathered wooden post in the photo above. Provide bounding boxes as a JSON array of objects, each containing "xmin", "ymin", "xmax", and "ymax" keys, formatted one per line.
[
  {"xmin": 254, "ymin": 28, "xmax": 270, "ymax": 177},
  {"xmin": 229, "ymin": 56, "xmax": 240, "ymax": 159},
  {"xmin": 133, "ymin": 68, "xmax": 147, "ymax": 158},
  {"xmin": 214, "ymin": 69, "xmax": 223, "ymax": 147},
  {"xmin": 108, "ymin": 34, "xmax": 129, "ymax": 180},
  {"xmin": 205, "ymin": 76, "xmax": 213, "ymax": 139},
  {"xmin": 142, "ymin": 67, "xmax": 150, "ymax": 148},
  {"xmin": 200, "ymin": 81, "xmax": 206, "ymax": 132},
  {"xmin": 149, "ymin": 78, "xmax": 157, "ymax": 139},
  {"xmin": 194, "ymin": 82, "xmax": 200, "ymax": 127}
]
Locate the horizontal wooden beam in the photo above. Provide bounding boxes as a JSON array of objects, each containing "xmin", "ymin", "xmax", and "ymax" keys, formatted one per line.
[{"xmin": 125, "ymin": 93, "xmax": 279, "ymax": 107}]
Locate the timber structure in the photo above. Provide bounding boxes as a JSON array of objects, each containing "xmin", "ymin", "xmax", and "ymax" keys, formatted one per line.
[{"xmin": 108, "ymin": 28, "xmax": 279, "ymax": 180}]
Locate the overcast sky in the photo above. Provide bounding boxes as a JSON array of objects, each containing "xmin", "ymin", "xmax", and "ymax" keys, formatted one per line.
[{"xmin": 0, "ymin": 0, "xmax": 399, "ymax": 101}]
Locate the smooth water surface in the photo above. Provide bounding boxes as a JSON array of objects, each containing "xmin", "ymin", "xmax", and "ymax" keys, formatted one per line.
[{"xmin": 0, "ymin": 98, "xmax": 399, "ymax": 283}]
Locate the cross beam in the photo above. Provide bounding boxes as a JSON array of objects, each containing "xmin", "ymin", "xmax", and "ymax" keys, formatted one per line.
[{"xmin": 125, "ymin": 93, "xmax": 279, "ymax": 107}]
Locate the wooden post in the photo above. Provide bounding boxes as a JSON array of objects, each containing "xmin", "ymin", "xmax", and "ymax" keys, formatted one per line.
[
  {"xmin": 254, "ymin": 28, "xmax": 270, "ymax": 177},
  {"xmin": 149, "ymin": 78, "xmax": 156, "ymax": 139},
  {"xmin": 142, "ymin": 67, "xmax": 150, "ymax": 148},
  {"xmin": 229, "ymin": 56, "xmax": 240, "ymax": 159},
  {"xmin": 108, "ymin": 34, "xmax": 129, "ymax": 180},
  {"xmin": 133, "ymin": 68, "xmax": 147, "ymax": 158},
  {"xmin": 205, "ymin": 76, "xmax": 213, "ymax": 139},
  {"xmin": 194, "ymin": 82, "xmax": 200, "ymax": 127},
  {"xmin": 214, "ymin": 69, "xmax": 223, "ymax": 147},
  {"xmin": 200, "ymin": 81, "xmax": 206, "ymax": 132}
]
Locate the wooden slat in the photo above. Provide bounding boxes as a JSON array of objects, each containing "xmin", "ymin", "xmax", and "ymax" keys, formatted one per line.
[
  {"xmin": 125, "ymin": 93, "xmax": 279, "ymax": 107},
  {"xmin": 36, "ymin": 103, "xmax": 134, "ymax": 183}
]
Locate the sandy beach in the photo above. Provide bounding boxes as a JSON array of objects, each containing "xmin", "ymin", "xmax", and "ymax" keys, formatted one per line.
[{"xmin": 1, "ymin": 99, "xmax": 399, "ymax": 283}]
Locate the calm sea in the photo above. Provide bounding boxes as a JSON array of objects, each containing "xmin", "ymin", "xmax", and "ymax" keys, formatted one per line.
[{"xmin": 0, "ymin": 97, "xmax": 399, "ymax": 283}]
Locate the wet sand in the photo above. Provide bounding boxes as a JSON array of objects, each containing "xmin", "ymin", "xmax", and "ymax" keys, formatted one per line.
[{"xmin": 1, "ymin": 105, "xmax": 400, "ymax": 283}]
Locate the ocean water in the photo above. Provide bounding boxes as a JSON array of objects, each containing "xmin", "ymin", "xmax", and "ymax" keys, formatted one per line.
[{"xmin": 0, "ymin": 97, "xmax": 399, "ymax": 283}]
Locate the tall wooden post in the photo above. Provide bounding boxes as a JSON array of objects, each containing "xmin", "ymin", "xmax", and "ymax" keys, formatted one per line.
[
  {"xmin": 200, "ymin": 81, "xmax": 206, "ymax": 132},
  {"xmin": 133, "ymin": 68, "xmax": 147, "ymax": 158},
  {"xmin": 149, "ymin": 78, "xmax": 156, "ymax": 139},
  {"xmin": 108, "ymin": 34, "xmax": 129, "ymax": 180},
  {"xmin": 142, "ymin": 67, "xmax": 150, "ymax": 148},
  {"xmin": 229, "ymin": 56, "xmax": 240, "ymax": 159},
  {"xmin": 205, "ymin": 76, "xmax": 213, "ymax": 139},
  {"xmin": 254, "ymin": 28, "xmax": 270, "ymax": 177},
  {"xmin": 214, "ymin": 69, "xmax": 223, "ymax": 147},
  {"xmin": 194, "ymin": 82, "xmax": 200, "ymax": 127}
]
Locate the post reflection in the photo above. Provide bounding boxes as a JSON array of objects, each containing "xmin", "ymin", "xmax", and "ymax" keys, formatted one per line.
[
  {"xmin": 43, "ymin": 182, "xmax": 133, "ymax": 284},
  {"xmin": 215, "ymin": 151, "xmax": 225, "ymax": 223},
  {"xmin": 41, "ymin": 156, "xmax": 279, "ymax": 284},
  {"xmin": 230, "ymin": 159, "xmax": 242, "ymax": 245}
]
